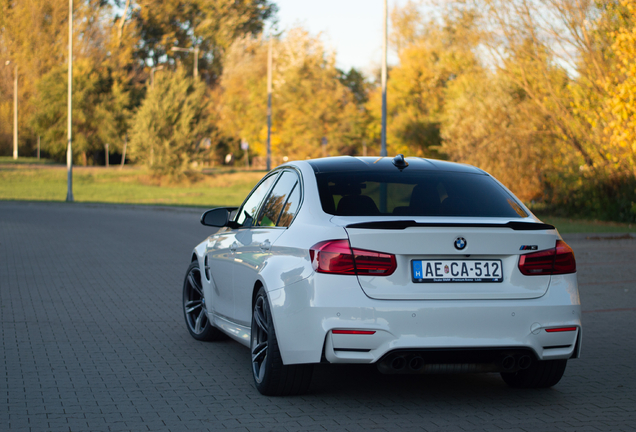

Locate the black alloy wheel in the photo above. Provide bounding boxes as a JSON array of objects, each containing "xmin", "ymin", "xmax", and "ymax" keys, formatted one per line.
[
  {"xmin": 182, "ymin": 260, "xmax": 224, "ymax": 341},
  {"xmin": 251, "ymin": 287, "xmax": 313, "ymax": 396}
]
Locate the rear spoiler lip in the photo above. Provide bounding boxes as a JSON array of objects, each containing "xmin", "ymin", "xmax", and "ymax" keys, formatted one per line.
[{"xmin": 345, "ymin": 220, "xmax": 556, "ymax": 231}]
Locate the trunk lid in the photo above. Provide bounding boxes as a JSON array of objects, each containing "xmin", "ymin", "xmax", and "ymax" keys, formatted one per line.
[{"xmin": 342, "ymin": 218, "xmax": 558, "ymax": 300}]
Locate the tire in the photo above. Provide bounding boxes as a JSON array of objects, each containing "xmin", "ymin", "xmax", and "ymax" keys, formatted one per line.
[
  {"xmin": 251, "ymin": 287, "xmax": 313, "ymax": 396},
  {"xmin": 182, "ymin": 260, "xmax": 224, "ymax": 341},
  {"xmin": 501, "ymin": 359, "xmax": 567, "ymax": 388}
]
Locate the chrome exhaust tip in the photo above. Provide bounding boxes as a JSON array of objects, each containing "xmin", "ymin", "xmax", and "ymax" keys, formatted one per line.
[
  {"xmin": 391, "ymin": 356, "xmax": 406, "ymax": 371},
  {"xmin": 501, "ymin": 355, "xmax": 516, "ymax": 371},
  {"xmin": 518, "ymin": 355, "xmax": 532, "ymax": 370},
  {"xmin": 409, "ymin": 356, "xmax": 424, "ymax": 371}
]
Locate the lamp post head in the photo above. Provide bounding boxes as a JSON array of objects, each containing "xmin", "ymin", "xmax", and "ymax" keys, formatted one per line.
[{"xmin": 171, "ymin": 46, "xmax": 194, "ymax": 53}]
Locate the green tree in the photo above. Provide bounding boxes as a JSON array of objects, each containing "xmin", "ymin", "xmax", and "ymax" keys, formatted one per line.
[
  {"xmin": 94, "ymin": 79, "xmax": 133, "ymax": 157},
  {"xmin": 338, "ymin": 68, "xmax": 371, "ymax": 105},
  {"xmin": 128, "ymin": 67, "xmax": 214, "ymax": 177},
  {"xmin": 133, "ymin": 0, "xmax": 277, "ymax": 83},
  {"xmin": 30, "ymin": 58, "xmax": 126, "ymax": 164}
]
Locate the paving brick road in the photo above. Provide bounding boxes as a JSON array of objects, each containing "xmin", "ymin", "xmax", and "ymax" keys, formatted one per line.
[{"xmin": 1, "ymin": 201, "xmax": 636, "ymax": 432}]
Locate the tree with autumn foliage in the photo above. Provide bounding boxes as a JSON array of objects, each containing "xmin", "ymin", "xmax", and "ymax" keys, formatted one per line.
[
  {"xmin": 217, "ymin": 29, "xmax": 369, "ymax": 165},
  {"xmin": 367, "ymin": 3, "xmax": 482, "ymax": 160},
  {"xmin": 601, "ymin": 0, "xmax": 636, "ymax": 174},
  {"xmin": 0, "ymin": 0, "xmax": 276, "ymax": 163}
]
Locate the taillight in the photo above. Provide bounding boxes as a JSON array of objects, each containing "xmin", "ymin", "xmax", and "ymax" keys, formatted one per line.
[
  {"xmin": 553, "ymin": 240, "xmax": 576, "ymax": 274},
  {"xmin": 309, "ymin": 239, "xmax": 397, "ymax": 276},
  {"xmin": 518, "ymin": 240, "xmax": 576, "ymax": 276}
]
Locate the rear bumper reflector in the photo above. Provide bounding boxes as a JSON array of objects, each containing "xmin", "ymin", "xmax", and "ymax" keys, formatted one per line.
[
  {"xmin": 332, "ymin": 330, "xmax": 376, "ymax": 335},
  {"xmin": 545, "ymin": 327, "xmax": 577, "ymax": 332}
]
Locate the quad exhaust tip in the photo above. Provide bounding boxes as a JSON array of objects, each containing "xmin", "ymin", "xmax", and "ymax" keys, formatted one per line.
[
  {"xmin": 409, "ymin": 356, "xmax": 425, "ymax": 371},
  {"xmin": 377, "ymin": 350, "xmax": 535, "ymax": 374},
  {"xmin": 501, "ymin": 355, "xmax": 516, "ymax": 371},
  {"xmin": 390, "ymin": 356, "xmax": 406, "ymax": 371},
  {"xmin": 389, "ymin": 355, "xmax": 424, "ymax": 372},
  {"xmin": 501, "ymin": 354, "xmax": 533, "ymax": 372},
  {"xmin": 518, "ymin": 355, "xmax": 532, "ymax": 370}
]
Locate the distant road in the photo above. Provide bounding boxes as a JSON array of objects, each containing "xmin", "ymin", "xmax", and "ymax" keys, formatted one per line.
[{"xmin": 1, "ymin": 201, "xmax": 635, "ymax": 431}]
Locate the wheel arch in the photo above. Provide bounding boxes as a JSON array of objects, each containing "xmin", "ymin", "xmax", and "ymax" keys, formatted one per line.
[{"xmin": 252, "ymin": 280, "xmax": 264, "ymax": 311}]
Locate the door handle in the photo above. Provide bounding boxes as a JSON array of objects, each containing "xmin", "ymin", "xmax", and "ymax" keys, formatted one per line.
[
  {"xmin": 259, "ymin": 240, "xmax": 271, "ymax": 251},
  {"xmin": 229, "ymin": 242, "xmax": 238, "ymax": 252}
]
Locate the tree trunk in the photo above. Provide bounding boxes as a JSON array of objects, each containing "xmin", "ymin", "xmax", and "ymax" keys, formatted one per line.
[{"xmin": 120, "ymin": 136, "xmax": 127, "ymax": 170}]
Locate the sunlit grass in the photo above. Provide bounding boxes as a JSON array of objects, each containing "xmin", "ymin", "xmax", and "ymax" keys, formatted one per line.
[
  {"xmin": 2, "ymin": 161, "xmax": 635, "ymax": 233},
  {"xmin": 535, "ymin": 215, "xmax": 634, "ymax": 234},
  {"xmin": 0, "ymin": 156, "xmax": 57, "ymax": 165},
  {"xmin": 0, "ymin": 163, "xmax": 265, "ymax": 208}
]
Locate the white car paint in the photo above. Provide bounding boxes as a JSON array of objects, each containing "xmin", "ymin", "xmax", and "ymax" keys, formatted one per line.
[{"xmin": 190, "ymin": 158, "xmax": 581, "ymax": 370}]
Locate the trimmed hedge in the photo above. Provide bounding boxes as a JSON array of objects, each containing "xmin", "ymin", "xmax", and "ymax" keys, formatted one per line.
[{"xmin": 541, "ymin": 173, "xmax": 636, "ymax": 223}]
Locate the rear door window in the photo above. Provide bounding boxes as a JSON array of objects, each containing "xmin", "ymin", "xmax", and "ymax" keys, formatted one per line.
[
  {"xmin": 276, "ymin": 184, "xmax": 301, "ymax": 227},
  {"xmin": 236, "ymin": 173, "xmax": 279, "ymax": 227},
  {"xmin": 257, "ymin": 171, "xmax": 301, "ymax": 227}
]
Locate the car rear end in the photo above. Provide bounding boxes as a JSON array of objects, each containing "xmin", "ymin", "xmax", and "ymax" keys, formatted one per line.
[{"xmin": 298, "ymin": 157, "xmax": 581, "ymax": 380}]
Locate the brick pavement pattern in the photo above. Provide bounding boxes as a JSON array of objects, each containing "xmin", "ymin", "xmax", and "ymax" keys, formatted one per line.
[{"xmin": 1, "ymin": 201, "xmax": 635, "ymax": 432}]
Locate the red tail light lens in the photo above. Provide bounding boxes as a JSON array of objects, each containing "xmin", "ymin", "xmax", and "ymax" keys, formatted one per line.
[
  {"xmin": 310, "ymin": 239, "xmax": 397, "ymax": 276},
  {"xmin": 518, "ymin": 240, "xmax": 576, "ymax": 276},
  {"xmin": 554, "ymin": 240, "xmax": 576, "ymax": 274},
  {"xmin": 310, "ymin": 240, "xmax": 356, "ymax": 275},
  {"xmin": 518, "ymin": 248, "xmax": 555, "ymax": 275}
]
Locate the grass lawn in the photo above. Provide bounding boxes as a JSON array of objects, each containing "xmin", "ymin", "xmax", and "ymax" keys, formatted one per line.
[
  {"xmin": 0, "ymin": 156, "xmax": 57, "ymax": 165},
  {"xmin": 0, "ymin": 159, "xmax": 265, "ymax": 208},
  {"xmin": 1, "ymin": 159, "xmax": 634, "ymax": 233},
  {"xmin": 535, "ymin": 215, "xmax": 634, "ymax": 234}
]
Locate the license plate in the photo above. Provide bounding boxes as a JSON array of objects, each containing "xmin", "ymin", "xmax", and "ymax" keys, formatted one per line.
[{"xmin": 411, "ymin": 260, "xmax": 503, "ymax": 283}]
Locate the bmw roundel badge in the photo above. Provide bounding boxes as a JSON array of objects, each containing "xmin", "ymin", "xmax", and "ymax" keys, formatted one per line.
[{"xmin": 454, "ymin": 237, "xmax": 467, "ymax": 250}]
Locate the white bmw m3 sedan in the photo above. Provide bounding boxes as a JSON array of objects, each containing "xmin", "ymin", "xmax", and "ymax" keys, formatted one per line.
[{"xmin": 182, "ymin": 155, "xmax": 581, "ymax": 396}]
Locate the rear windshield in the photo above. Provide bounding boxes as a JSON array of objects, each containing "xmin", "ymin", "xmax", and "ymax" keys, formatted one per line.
[{"xmin": 315, "ymin": 170, "xmax": 527, "ymax": 218}]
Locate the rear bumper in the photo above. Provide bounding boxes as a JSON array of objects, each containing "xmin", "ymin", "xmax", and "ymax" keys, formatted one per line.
[{"xmin": 268, "ymin": 272, "xmax": 581, "ymax": 365}]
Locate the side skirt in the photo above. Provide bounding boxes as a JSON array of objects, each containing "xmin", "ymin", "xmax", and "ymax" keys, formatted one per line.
[{"xmin": 209, "ymin": 312, "xmax": 251, "ymax": 348}]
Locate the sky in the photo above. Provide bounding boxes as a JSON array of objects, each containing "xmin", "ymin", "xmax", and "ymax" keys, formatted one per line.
[{"xmin": 269, "ymin": 0, "xmax": 412, "ymax": 74}]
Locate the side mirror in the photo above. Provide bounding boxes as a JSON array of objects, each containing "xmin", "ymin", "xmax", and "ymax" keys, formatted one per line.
[{"xmin": 200, "ymin": 207, "xmax": 238, "ymax": 227}]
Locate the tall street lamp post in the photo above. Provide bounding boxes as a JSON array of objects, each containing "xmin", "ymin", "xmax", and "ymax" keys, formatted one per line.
[
  {"xmin": 266, "ymin": 36, "xmax": 272, "ymax": 171},
  {"xmin": 381, "ymin": 0, "xmax": 388, "ymax": 157},
  {"xmin": 170, "ymin": 45, "xmax": 199, "ymax": 78},
  {"xmin": 66, "ymin": 0, "xmax": 74, "ymax": 202},
  {"xmin": 5, "ymin": 60, "xmax": 18, "ymax": 160}
]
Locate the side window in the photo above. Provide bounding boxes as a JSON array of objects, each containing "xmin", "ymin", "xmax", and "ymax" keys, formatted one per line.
[
  {"xmin": 257, "ymin": 171, "xmax": 300, "ymax": 227},
  {"xmin": 277, "ymin": 183, "xmax": 300, "ymax": 227},
  {"xmin": 236, "ymin": 174, "xmax": 278, "ymax": 228}
]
